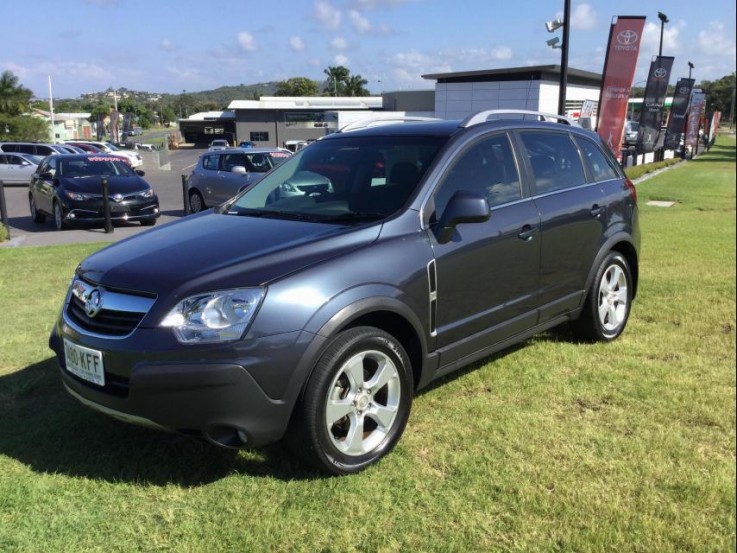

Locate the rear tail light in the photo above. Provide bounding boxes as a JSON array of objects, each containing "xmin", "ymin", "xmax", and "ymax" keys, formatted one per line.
[{"xmin": 624, "ymin": 178, "xmax": 637, "ymax": 204}]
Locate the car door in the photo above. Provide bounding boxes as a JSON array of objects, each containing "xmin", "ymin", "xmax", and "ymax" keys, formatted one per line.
[
  {"xmin": 31, "ymin": 156, "xmax": 58, "ymax": 214},
  {"xmin": 517, "ymin": 130, "xmax": 608, "ymax": 322},
  {"xmin": 429, "ymin": 131, "xmax": 541, "ymax": 367},
  {"xmin": 215, "ymin": 152, "xmax": 252, "ymax": 204}
]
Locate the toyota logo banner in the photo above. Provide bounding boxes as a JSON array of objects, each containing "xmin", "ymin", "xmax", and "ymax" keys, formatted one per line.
[
  {"xmin": 664, "ymin": 78, "xmax": 695, "ymax": 150},
  {"xmin": 595, "ymin": 15, "xmax": 646, "ymax": 156},
  {"xmin": 636, "ymin": 56, "xmax": 675, "ymax": 154}
]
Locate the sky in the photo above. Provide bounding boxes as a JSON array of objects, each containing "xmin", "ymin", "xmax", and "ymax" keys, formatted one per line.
[{"xmin": 3, "ymin": 0, "xmax": 736, "ymax": 100}]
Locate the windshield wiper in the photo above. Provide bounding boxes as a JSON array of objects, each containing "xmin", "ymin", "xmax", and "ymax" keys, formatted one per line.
[
  {"xmin": 226, "ymin": 208, "xmax": 320, "ymax": 221},
  {"xmin": 319, "ymin": 211, "xmax": 387, "ymax": 223}
]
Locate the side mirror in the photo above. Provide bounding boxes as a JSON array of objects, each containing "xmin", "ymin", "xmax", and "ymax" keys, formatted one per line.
[
  {"xmin": 435, "ymin": 190, "xmax": 490, "ymax": 244},
  {"xmin": 135, "ymin": 169, "xmax": 145, "ymax": 176},
  {"xmin": 231, "ymin": 165, "xmax": 247, "ymax": 175},
  {"xmin": 40, "ymin": 171, "xmax": 54, "ymax": 180}
]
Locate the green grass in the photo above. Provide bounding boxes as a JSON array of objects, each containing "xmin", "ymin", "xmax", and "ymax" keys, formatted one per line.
[{"xmin": 1, "ymin": 137, "xmax": 735, "ymax": 552}]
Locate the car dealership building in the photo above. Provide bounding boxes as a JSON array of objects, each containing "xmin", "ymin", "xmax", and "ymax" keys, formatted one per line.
[{"xmin": 178, "ymin": 65, "xmax": 602, "ymax": 148}]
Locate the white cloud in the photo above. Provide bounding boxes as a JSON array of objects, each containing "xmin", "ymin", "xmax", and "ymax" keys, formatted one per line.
[
  {"xmin": 289, "ymin": 36, "xmax": 306, "ymax": 52},
  {"xmin": 331, "ymin": 37, "xmax": 348, "ymax": 51},
  {"xmin": 348, "ymin": 9, "xmax": 372, "ymax": 33},
  {"xmin": 334, "ymin": 54, "xmax": 349, "ymax": 66},
  {"xmin": 571, "ymin": 3, "xmax": 596, "ymax": 31},
  {"xmin": 237, "ymin": 31, "xmax": 258, "ymax": 52},
  {"xmin": 640, "ymin": 20, "xmax": 681, "ymax": 58},
  {"xmin": 160, "ymin": 39, "xmax": 174, "ymax": 51},
  {"xmin": 314, "ymin": 1, "xmax": 341, "ymax": 30},
  {"xmin": 491, "ymin": 46, "xmax": 513, "ymax": 61},
  {"xmin": 698, "ymin": 21, "xmax": 736, "ymax": 58}
]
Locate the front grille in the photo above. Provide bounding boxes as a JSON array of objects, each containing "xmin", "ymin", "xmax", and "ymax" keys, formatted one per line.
[
  {"xmin": 67, "ymin": 295, "xmax": 145, "ymax": 336},
  {"xmin": 65, "ymin": 278, "xmax": 156, "ymax": 337}
]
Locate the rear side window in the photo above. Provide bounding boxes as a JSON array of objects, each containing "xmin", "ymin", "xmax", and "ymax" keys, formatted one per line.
[
  {"xmin": 576, "ymin": 138, "xmax": 620, "ymax": 182},
  {"xmin": 519, "ymin": 131, "xmax": 586, "ymax": 194}
]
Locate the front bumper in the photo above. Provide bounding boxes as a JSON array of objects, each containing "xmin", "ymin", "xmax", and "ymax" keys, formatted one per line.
[
  {"xmin": 49, "ymin": 313, "xmax": 321, "ymax": 448},
  {"xmin": 62, "ymin": 198, "xmax": 160, "ymax": 224}
]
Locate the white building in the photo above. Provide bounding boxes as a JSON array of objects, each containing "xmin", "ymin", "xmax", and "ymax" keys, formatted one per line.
[{"xmin": 422, "ymin": 65, "xmax": 601, "ymax": 121}]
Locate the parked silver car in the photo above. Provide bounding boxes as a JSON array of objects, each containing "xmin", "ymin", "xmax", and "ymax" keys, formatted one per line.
[
  {"xmin": 187, "ymin": 148, "xmax": 292, "ymax": 212},
  {"xmin": 0, "ymin": 152, "xmax": 43, "ymax": 184}
]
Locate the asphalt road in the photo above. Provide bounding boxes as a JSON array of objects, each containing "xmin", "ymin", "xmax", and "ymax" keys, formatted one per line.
[{"xmin": 1, "ymin": 147, "xmax": 203, "ymax": 247}]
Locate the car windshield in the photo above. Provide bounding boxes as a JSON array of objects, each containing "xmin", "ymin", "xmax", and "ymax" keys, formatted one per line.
[
  {"xmin": 226, "ymin": 135, "xmax": 446, "ymax": 222},
  {"xmin": 60, "ymin": 157, "xmax": 136, "ymax": 177}
]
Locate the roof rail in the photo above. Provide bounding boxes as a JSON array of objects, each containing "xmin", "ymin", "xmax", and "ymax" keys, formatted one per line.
[
  {"xmin": 460, "ymin": 109, "xmax": 578, "ymax": 128},
  {"xmin": 338, "ymin": 116, "xmax": 440, "ymax": 133}
]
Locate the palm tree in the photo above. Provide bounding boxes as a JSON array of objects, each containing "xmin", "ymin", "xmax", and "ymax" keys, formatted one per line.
[
  {"xmin": 323, "ymin": 66, "xmax": 349, "ymax": 96},
  {"xmin": 344, "ymin": 74, "xmax": 370, "ymax": 97},
  {"xmin": 0, "ymin": 71, "xmax": 32, "ymax": 116}
]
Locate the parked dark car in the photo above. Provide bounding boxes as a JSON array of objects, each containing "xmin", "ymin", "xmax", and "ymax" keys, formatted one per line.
[
  {"xmin": 50, "ymin": 111, "xmax": 639, "ymax": 474},
  {"xmin": 29, "ymin": 154, "xmax": 159, "ymax": 230}
]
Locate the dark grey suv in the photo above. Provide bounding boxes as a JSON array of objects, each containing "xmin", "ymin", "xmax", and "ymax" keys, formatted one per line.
[{"xmin": 50, "ymin": 111, "xmax": 640, "ymax": 474}]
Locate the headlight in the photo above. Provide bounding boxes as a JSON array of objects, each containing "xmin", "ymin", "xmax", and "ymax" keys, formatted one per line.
[
  {"xmin": 160, "ymin": 288, "xmax": 265, "ymax": 344},
  {"xmin": 65, "ymin": 191, "xmax": 98, "ymax": 201},
  {"xmin": 139, "ymin": 188, "xmax": 154, "ymax": 199}
]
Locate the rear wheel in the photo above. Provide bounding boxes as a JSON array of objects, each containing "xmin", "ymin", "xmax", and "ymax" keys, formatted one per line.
[
  {"xmin": 572, "ymin": 252, "xmax": 632, "ymax": 342},
  {"xmin": 290, "ymin": 327, "xmax": 413, "ymax": 475},
  {"xmin": 189, "ymin": 190, "xmax": 205, "ymax": 213},
  {"xmin": 29, "ymin": 195, "xmax": 46, "ymax": 223}
]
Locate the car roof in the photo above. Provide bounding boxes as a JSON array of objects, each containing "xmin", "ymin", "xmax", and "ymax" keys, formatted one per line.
[
  {"xmin": 201, "ymin": 147, "xmax": 291, "ymax": 155},
  {"xmin": 50, "ymin": 154, "xmax": 128, "ymax": 161},
  {"xmin": 319, "ymin": 115, "xmax": 602, "ymax": 143}
]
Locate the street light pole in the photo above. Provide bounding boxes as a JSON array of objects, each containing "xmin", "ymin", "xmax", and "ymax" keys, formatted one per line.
[
  {"xmin": 688, "ymin": 61, "xmax": 694, "ymax": 80},
  {"xmin": 657, "ymin": 12, "xmax": 669, "ymax": 58},
  {"xmin": 558, "ymin": 0, "xmax": 571, "ymax": 116}
]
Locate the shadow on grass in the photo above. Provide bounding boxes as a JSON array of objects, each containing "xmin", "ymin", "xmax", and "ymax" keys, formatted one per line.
[
  {"xmin": 690, "ymin": 141, "xmax": 736, "ymax": 163},
  {"xmin": 0, "ymin": 358, "xmax": 324, "ymax": 485}
]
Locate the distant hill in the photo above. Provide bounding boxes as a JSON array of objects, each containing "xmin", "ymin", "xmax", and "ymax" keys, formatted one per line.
[{"xmin": 174, "ymin": 82, "xmax": 280, "ymax": 107}]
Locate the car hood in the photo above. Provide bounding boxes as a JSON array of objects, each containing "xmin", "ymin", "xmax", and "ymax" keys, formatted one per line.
[
  {"xmin": 77, "ymin": 211, "xmax": 381, "ymax": 298},
  {"xmin": 60, "ymin": 175, "xmax": 150, "ymax": 194}
]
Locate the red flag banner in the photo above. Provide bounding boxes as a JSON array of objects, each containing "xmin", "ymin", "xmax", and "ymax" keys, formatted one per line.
[
  {"xmin": 596, "ymin": 16, "xmax": 647, "ymax": 156},
  {"xmin": 708, "ymin": 111, "xmax": 722, "ymax": 145},
  {"xmin": 685, "ymin": 91, "xmax": 705, "ymax": 153}
]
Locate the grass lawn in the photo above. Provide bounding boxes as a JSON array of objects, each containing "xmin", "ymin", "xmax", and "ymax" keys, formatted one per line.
[{"xmin": 0, "ymin": 137, "xmax": 734, "ymax": 552}]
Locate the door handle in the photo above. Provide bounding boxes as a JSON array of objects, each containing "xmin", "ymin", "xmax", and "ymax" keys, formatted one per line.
[
  {"xmin": 590, "ymin": 204, "xmax": 605, "ymax": 218},
  {"xmin": 518, "ymin": 225, "xmax": 537, "ymax": 241}
]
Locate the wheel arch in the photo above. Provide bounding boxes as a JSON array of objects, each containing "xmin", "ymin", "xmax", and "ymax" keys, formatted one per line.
[{"xmin": 584, "ymin": 235, "xmax": 639, "ymax": 301}]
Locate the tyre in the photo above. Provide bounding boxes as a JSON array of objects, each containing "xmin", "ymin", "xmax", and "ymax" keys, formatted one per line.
[
  {"xmin": 140, "ymin": 217, "xmax": 157, "ymax": 226},
  {"xmin": 29, "ymin": 194, "xmax": 46, "ymax": 224},
  {"xmin": 573, "ymin": 252, "xmax": 632, "ymax": 342},
  {"xmin": 291, "ymin": 326, "xmax": 413, "ymax": 475},
  {"xmin": 53, "ymin": 201, "xmax": 68, "ymax": 231},
  {"xmin": 189, "ymin": 190, "xmax": 205, "ymax": 213}
]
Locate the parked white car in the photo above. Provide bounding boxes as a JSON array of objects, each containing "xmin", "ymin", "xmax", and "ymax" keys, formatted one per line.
[{"xmin": 67, "ymin": 140, "xmax": 143, "ymax": 168}]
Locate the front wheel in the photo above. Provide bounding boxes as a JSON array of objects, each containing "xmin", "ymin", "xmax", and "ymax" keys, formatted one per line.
[
  {"xmin": 290, "ymin": 327, "xmax": 413, "ymax": 475},
  {"xmin": 140, "ymin": 217, "xmax": 157, "ymax": 226},
  {"xmin": 572, "ymin": 252, "xmax": 633, "ymax": 342},
  {"xmin": 53, "ymin": 201, "xmax": 68, "ymax": 231}
]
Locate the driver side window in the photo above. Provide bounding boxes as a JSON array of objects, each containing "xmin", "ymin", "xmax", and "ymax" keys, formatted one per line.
[{"xmin": 433, "ymin": 132, "xmax": 521, "ymax": 217}]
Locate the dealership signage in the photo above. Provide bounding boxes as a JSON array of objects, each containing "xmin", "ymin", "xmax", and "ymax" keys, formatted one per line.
[
  {"xmin": 636, "ymin": 56, "xmax": 674, "ymax": 153},
  {"xmin": 596, "ymin": 15, "xmax": 647, "ymax": 155},
  {"xmin": 663, "ymin": 78, "xmax": 695, "ymax": 150}
]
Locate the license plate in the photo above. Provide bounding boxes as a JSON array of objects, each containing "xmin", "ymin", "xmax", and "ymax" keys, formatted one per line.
[{"xmin": 64, "ymin": 339, "xmax": 105, "ymax": 386}]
